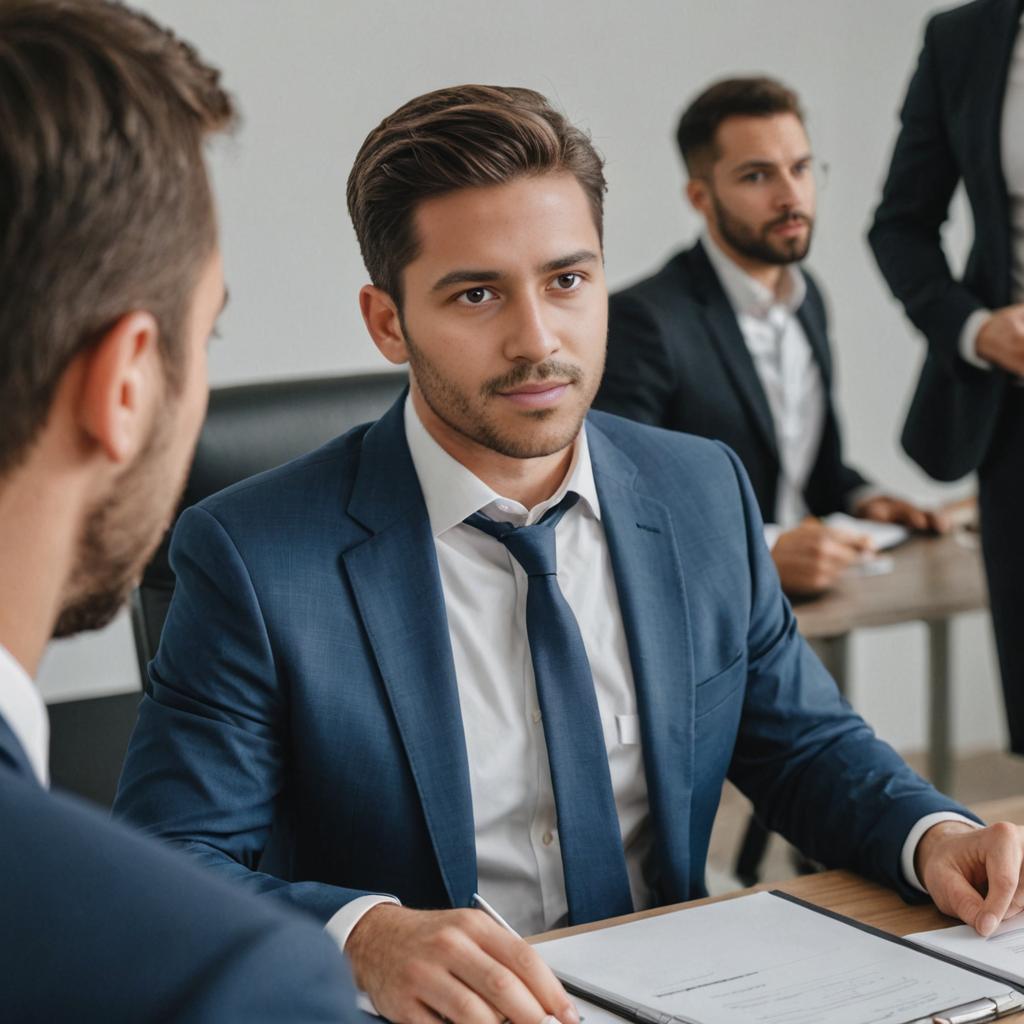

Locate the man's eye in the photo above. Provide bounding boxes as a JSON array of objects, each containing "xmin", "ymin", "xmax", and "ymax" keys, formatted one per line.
[
  {"xmin": 741, "ymin": 171, "xmax": 768, "ymax": 184},
  {"xmin": 456, "ymin": 286, "xmax": 496, "ymax": 305},
  {"xmin": 553, "ymin": 273, "xmax": 582, "ymax": 291}
]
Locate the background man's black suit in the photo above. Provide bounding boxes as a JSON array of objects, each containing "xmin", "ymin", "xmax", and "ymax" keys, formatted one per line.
[{"xmin": 596, "ymin": 240, "xmax": 867, "ymax": 526}]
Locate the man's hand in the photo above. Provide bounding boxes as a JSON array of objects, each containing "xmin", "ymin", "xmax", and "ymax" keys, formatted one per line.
[
  {"xmin": 975, "ymin": 305, "xmax": 1024, "ymax": 375},
  {"xmin": 854, "ymin": 495, "xmax": 949, "ymax": 534},
  {"xmin": 771, "ymin": 518, "xmax": 873, "ymax": 597},
  {"xmin": 916, "ymin": 820, "xmax": 1024, "ymax": 936},
  {"xmin": 346, "ymin": 903, "xmax": 579, "ymax": 1024}
]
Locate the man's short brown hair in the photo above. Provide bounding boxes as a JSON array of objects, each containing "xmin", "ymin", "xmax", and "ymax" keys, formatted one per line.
[
  {"xmin": 0, "ymin": 0, "xmax": 235, "ymax": 477},
  {"xmin": 676, "ymin": 76, "xmax": 804, "ymax": 177},
  {"xmin": 346, "ymin": 84, "xmax": 606, "ymax": 304}
]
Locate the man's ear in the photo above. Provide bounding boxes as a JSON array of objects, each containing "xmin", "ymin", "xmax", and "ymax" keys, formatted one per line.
[
  {"xmin": 686, "ymin": 178, "xmax": 710, "ymax": 217},
  {"xmin": 360, "ymin": 285, "xmax": 409, "ymax": 365},
  {"xmin": 76, "ymin": 310, "xmax": 161, "ymax": 464}
]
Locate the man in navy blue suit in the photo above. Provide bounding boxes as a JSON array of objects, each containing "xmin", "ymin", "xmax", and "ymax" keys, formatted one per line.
[
  {"xmin": 118, "ymin": 85, "xmax": 1024, "ymax": 1024},
  {"xmin": 0, "ymin": 2, "xmax": 357, "ymax": 1019}
]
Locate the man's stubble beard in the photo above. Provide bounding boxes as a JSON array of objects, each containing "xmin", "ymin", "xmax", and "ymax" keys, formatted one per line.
[
  {"xmin": 52, "ymin": 404, "xmax": 191, "ymax": 638},
  {"xmin": 401, "ymin": 320, "xmax": 602, "ymax": 461},
  {"xmin": 711, "ymin": 189, "xmax": 813, "ymax": 266}
]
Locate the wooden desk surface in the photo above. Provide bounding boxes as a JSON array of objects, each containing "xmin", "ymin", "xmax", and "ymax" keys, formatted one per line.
[
  {"xmin": 793, "ymin": 531, "xmax": 987, "ymax": 639},
  {"xmin": 533, "ymin": 796, "xmax": 1024, "ymax": 1019}
]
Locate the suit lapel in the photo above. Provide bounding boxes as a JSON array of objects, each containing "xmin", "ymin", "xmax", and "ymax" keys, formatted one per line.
[
  {"xmin": 685, "ymin": 243, "xmax": 780, "ymax": 462},
  {"xmin": 795, "ymin": 301, "xmax": 831, "ymax": 390},
  {"xmin": 976, "ymin": 0, "xmax": 1020, "ymax": 300},
  {"xmin": 342, "ymin": 398, "xmax": 477, "ymax": 908},
  {"xmin": 587, "ymin": 421, "xmax": 695, "ymax": 902}
]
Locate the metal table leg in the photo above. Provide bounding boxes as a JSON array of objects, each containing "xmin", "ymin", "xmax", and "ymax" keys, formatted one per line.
[{"xmin": 927, "ymin": 618, "xmax": 953, "ymax": 793}]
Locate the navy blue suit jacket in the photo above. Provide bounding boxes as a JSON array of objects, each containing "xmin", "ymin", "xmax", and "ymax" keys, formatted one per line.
[
  {"xmin": 0, "ymin": 715, "xmax": 356, "ymax": 1021},
  {"xmin": 115, "ymin": 398, "xmax": 969, "ymax": 923},
  {"xmin": 597, "ymin": 241, "xmax": 868, "ymax": 524}
]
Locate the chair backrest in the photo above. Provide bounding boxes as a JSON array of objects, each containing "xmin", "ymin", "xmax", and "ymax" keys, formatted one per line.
[{"xmin": 130, "ymin": 371, "xmax": 408, "ymax": 684}]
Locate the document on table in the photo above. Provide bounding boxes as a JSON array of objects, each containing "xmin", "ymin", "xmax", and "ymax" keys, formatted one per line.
[
  {"xmin": 535, "ymin": 891, "xmax": 1016, "ymax": 1024},
  {"xmin": 909, "ymin": 917, "xmax": 1024, "ymax": 987},
  {"xmin": 823, "ymin": 512, "xmax": 908, "ymax": 551}
]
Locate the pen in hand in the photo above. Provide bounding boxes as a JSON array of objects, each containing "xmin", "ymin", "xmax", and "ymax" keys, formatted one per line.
[{"xmin": 471, "ymin": 893, "xmax": 583, "ymax": 1024}]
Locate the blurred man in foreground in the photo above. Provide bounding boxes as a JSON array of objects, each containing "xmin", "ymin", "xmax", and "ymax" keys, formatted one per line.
[{"xmin": 0, "ymin": 2, "xmax": 356, "ymax": 1018}]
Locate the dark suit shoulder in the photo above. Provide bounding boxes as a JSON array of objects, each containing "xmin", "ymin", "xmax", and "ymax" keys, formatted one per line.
[
  {"xmin": 928, "ymin": 0, "xmax": 1001, "ymax": 37},
  {"xmin": 1, "ymin": 773, "xmax": 354, "ymax": 1021},
  {"xmin": 925, "ymin": 0, "xmax": 1003, "ymax": 77},
  {"xmin": 611, "ymin": 247, "xmax": 702, "ymax": 310}
]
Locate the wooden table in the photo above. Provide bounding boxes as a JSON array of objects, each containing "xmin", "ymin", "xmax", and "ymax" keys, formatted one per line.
[
  {"xmin": 793, "ymin": 531, "xmax": 988, "ymax": 792},
  {"xmin": 535, "ymin": 797, "xmax": 1024, "ymax": 1021}
]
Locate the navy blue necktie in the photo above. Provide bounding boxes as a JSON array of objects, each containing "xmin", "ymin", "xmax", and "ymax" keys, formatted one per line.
[{"xmin": 465, "ymin": 492, "xmax": 634, "ymax": 924}]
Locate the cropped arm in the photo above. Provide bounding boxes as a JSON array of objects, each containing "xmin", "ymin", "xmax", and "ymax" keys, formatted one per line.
[{"xmin": 868, "ymin": 19, "xmax": 983, "ymax": 373}]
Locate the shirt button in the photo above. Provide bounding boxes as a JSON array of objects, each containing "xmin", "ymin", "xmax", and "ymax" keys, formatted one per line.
[
  {"xmin": 542, "ymin": 830, "xmax": 555, "ymax": 847},
  {"xmin": 532, "ymin": 709, "xmax": 542, "ymax": 724}
]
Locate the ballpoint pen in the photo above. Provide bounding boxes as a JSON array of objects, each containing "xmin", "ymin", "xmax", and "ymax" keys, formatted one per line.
[{"xmin": 470, "ymin": 894, "xmax": 699, "ymax": 1024}]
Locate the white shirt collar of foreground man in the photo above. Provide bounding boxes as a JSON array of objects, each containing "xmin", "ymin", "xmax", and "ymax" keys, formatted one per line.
[
  {"xmin": 0, "ymin": 641, "xmax": 48, "ymax": 787},
  {"xmin": 403, "ymin": 392, "xmax": 602, "ymax": 531}
]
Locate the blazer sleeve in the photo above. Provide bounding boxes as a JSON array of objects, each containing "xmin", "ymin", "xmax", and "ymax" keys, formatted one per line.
[
  {"xmin": 716, "ymin": 442, "xmax": 976, "ymax": 899},
  {"xmin": 114, "ymin": 505, "xmax": 380, "ymax": 925},
  {"xmin": 595, "ymin": 290, "xmax": 678, "ymax": 426},
  {"xmin": 868, "ymin": 17, "xmax": 984, "ymax": 374}
]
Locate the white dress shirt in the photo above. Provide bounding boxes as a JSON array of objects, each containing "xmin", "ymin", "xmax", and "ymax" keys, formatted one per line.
[
  {"xmin": 325, "ymin": 397, "xmax": 973, "ymax": 951},
  {"xmin": 702, "ymin": 234, "xmax": 826, "ymax": 539},
  {"xmin": 0, "ymin": 641, "xmax": 49, "ymax": 787},
  {"xmin": 960, "ymin": 14, "xmax": 1024, "ymax": 368}
]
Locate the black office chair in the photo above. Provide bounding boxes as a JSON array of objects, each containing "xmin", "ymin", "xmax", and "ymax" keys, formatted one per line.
[{"xmin": 129, "ymin": 370, "xmax": 408, "ymax": 687}]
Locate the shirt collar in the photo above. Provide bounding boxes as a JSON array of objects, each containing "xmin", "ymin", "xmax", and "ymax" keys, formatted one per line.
[
  {"xmin": 702, "ymin": 230, "xmax": 807, "ymax": 319},
  {"xmin": 403, "ymin": 394, "xmax": 601, "ymax": 537},
  {"xmin": 0, "ymin": 641, "xmax": 49, "ymax": 787}
]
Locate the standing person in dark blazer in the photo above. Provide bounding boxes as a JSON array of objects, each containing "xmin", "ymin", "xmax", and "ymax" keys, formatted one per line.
[
  {"xmin": 869, "ymin": 0, "xmax": 1024, "ymax": 752},
  {"xmin": 0, "ymin": 2, "xmax": 357, "ymax": 1019},
  {"xmin": 598, "ymin": 77, "xmax": 941, "ymax": 597}
]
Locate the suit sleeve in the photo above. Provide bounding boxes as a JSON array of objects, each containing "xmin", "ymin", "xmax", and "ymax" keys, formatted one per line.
[
  {"xmin": 716, "ymin": 442, "xmax": 977, "ymax": 899},
  {"xmin": 868, "ymin": 17, "xmax": 984, "ymax": 374},
  {"xmin": 595, "ymin": 291, "xmax": 678, "ymax": 426},
  {"xmin": 114, "ymin": 505, "xmax": 379, "ymax": 924}
]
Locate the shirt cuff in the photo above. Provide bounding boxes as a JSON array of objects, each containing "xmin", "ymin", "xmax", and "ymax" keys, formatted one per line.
[
  {"xmin": 902, "ymin": 812, "xmax": 983, "ymax": 893},
  {"xmin": 959, "ymin": 309, "xmax": 994, "ymax": 369},
  {"xmin": 764, "ymin": 523, "xmax": 783, "ymax": 551},
  {"xmin": 324, "ymin": 893, "xmax": 401, "ymax": 953}
]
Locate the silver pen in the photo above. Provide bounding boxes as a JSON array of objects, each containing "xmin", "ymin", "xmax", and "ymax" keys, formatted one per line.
[{"xmin": 470, "ymin": 894, "xmax": 699, "ymax": 1024}]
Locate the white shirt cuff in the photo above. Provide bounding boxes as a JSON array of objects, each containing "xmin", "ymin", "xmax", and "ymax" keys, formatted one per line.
[
  {"xmin": 902, "ymin": 812, "xmax": 982, "ymax": 893},
  {"xmin": 764, "ymin": 523, "xmax": 783, "ymax": 551},
  {"xmin": 959, "ymin": 309, "xmax": 994, "ymax": 369},
  {"xmin": 324, "ymin": 893, "xmax": 401, "ymax": 953}
]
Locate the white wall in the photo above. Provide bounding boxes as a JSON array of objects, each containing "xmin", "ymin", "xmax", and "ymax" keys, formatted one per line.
[{"xmin": 39, "ymin": 0, "xmax": 1006, "ymax": 754}]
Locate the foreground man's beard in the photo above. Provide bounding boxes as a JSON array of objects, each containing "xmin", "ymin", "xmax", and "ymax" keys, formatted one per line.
[{"xmin": 53, "ymin": 410, "xmax": 188, "ymax": 638}]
